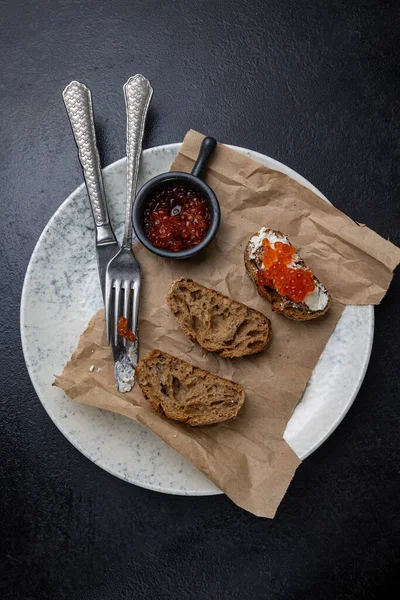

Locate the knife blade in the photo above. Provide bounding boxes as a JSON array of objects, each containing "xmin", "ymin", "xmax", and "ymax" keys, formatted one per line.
[{"xmin": 97, "ymin": 236, "xmax": 137, "ymax": 393}]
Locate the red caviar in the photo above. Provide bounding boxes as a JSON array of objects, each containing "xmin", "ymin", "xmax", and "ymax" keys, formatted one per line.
[
  {"xmin": 117, "ymin": 317, "xmax": 136, "ymax": 342},
  {"xmin": 143, "ymin": 184, "xmax": 210, "ymax": 251},
  {"xmin": 257, "ymin": 239, "xmax": 315, "ymax": 302}
]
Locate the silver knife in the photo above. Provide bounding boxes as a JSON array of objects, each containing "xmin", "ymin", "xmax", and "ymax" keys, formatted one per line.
[
  {"xmin": 62, "ymin": 81, "xmax": 119, "ymax": 300},
  {"xmin": 63, "ymin": 81, "xmax": 134, "ymax": 392}
]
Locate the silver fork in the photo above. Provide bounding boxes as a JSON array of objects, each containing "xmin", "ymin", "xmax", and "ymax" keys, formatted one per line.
[{"xmin": 105, "ymin": 74, "xmax": 153, "ymax": 369}]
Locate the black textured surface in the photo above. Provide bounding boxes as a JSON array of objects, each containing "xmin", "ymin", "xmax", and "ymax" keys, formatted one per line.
[{"xmin": 1, "ymin": 0, "xmax": 399, "ymax": 598}]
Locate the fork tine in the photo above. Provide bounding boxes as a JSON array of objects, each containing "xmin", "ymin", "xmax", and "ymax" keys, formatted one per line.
[
  {"xmin": 132, "ymin": 279, "xmax": 141, "ymax": 339},
  {"xmin": 122, "ymin": 281, "xmax": 130, "ymax": 348},
  {"xmin": 105, "ymin": 277, "xmax": 113, "ymax": 345},
  {"xmin": 113, "ymin": 280, "xmax": 121, "ymax": 346}
]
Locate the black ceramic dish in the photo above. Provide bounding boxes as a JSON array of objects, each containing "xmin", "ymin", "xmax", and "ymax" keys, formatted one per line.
[{"xmin": 132, "ymin": 136, "xmax": 220, "ymax": 259}]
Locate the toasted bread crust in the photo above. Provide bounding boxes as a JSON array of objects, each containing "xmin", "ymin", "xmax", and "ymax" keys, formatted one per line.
[
  {"xmin": 244, "ymin": 230, "xmax": 331, "ymax": 321},
  {"xmin": 136, "ymin": 350, "xmax": 245, "ymax": 426},
  {"xmin": 167, "ymin": 277, "xmax": 272, "ymax": 357}
]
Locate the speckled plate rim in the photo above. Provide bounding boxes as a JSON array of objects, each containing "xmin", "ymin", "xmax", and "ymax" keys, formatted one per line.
[{"xmin": 20, "ymin": 142, "xmax": 374, "ymax": 496}]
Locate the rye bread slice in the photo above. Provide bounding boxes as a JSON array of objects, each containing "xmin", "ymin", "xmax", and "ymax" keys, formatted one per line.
[
  {"xmin": 167, "ymin": 277, "xmax": 272, "ymax": 357},
  {"xmin": 244, "ymin": 229, "xmax": 331, "ymax": 321},
  {"xmin": 135, "ymin": 350, "xmax": 245, "ymax": 426}
]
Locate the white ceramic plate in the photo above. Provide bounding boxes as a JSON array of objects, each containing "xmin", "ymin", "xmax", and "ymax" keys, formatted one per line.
[{"xmin": 21, "ymin": 143, "xmax": 374, "ymax": 496}]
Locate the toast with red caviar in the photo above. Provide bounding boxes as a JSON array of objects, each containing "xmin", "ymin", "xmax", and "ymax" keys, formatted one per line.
[
  {"xmin": 245, "ymin": 228, "xmax": 331, "ymax": 321},
  {"xmin": 135, "ymin": 350, "xmax": 245, "ymax": 426},
  {"xmin": 167, "ymin": 277, "xmax": 272, "ymax": 357}
]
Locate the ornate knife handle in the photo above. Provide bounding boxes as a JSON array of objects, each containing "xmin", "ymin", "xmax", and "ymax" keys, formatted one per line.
[
  {"xmin": 123, "ymin": 74, "xmax": 153, "ymax": 249},
  {"xmin": 62, "ymin": 81, "xmax": 115, "ymax": 245}
]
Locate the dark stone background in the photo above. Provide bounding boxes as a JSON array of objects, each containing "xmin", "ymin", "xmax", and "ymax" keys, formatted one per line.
[{"xmin": 1, "ymin": 1, "xmax": 399, "ymax": 598}]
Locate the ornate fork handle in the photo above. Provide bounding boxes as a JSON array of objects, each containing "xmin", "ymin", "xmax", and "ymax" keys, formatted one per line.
[
  {"xmin": 63, "ymin": 81, "xmax": 115, "ymax": 245},
  {"xmin": 123, "ymin": 75, "xmax": 153, "ymax": 249}
]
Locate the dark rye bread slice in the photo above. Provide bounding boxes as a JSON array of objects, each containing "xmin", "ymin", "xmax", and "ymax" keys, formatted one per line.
[
  {"xmin": 135, "ymin": 350, "xmax": 245, "ymax": 426},
  {"xmin": 167, "ymin": 277, "xmax": 272, "ymax": 357},
  {"xmin": 245, "ymin": 229, "xmax": 332, "ymax": 321}
]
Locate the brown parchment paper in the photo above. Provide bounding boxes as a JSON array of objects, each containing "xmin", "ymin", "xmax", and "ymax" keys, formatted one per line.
[{"xmin": 54, "ymin": 130, "xmax": 400, "ymax": 518}]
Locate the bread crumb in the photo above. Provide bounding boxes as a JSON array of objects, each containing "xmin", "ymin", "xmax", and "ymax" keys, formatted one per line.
[
  {"xmin": 97, "ymin": 368, "xmax": 102, "ymax": 373},
  {"xmin": 89, "ymin": 365, "xmax": 95, "ymax": 372},
  {"xmin": 173, "ymin": 434, "xmax": 177, "ymax": 437}
]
